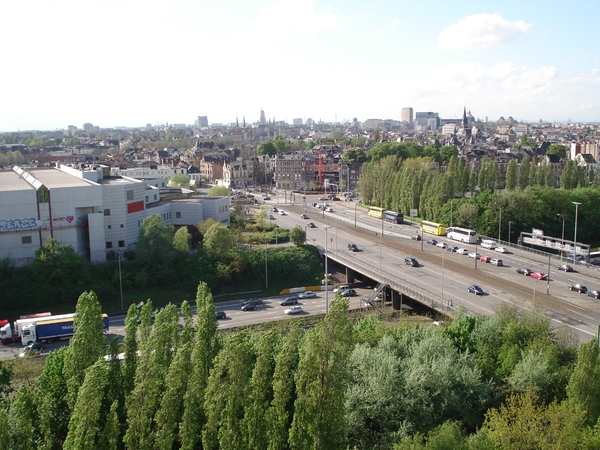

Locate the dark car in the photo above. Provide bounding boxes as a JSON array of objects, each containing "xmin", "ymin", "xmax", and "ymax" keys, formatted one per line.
[
  {"xmin": 300, "ymin": 214, "xmax": 309, "ymax": 219},
  {"xmin": 307, "ymin": 222, "xmax": 316, "ymax": 228},
  {"xmin": 340, "ymin": 289, "xmax": 357, "ymax": 297},
  {"xmin": 569, "ymin": 284, "xmax": 588, "ymax": 293},
  {"xmin": 241, "ymin": 303, "xmax": 257, "ymax": 311},
  {"xmin": 411, "ymin": 234, "xmax": 421, "ymax": 241},
  {"xmin": 280, "ymin": 297, "xmax": 299, "ymax": 306},
  {"xmin": 215, "ymin": 311, "xmax": 227, "ymax": 320},
  {"xmin": 348, "ymin": 243, "xmax": 359, "ymax": 252},
  {"xmin": 516, "ymin": 268, "xmax": 533, "ymax": 276},
  {"xmin": 557, "ymin": 264, "xmax": 574, "ymax": 272},
  {"xmin": 242, "ymin": 297, "xmax": 262, "ymax": 306},
  {"xmin": 587, "ymin": 290, "xmax": 600, "ymax": 299},
  {"xmin": 271, "ymin": 206, "xmax": 278, "ymax": 212},
  {"xmin": 426, "ymin": 239, "xmax": 437, "ymax": 245},
  {"xmin": 269, "ymin": 214, "xmax": 276, "ymax": 220},
  {"xmin": 468, "ymin": 284, "xmax": 484, "ymax": 295},
  {"xmin": 404, "ymin": 257, "xmax": 419, "ymax": 267}
]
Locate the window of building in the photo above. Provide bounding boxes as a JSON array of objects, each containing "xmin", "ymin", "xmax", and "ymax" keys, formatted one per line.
[
  {"xmin": 127, "ymin": 190, "xmax": 134, "ymax": 200},
  {"xmin": 118, "ymin": 240, "xmax": 125, "ymax": 247},
  {"xmin": 154, "ymin": 194, "xmax": 157, "ymax": 200},
  {"xmin": 120, "ymin": 224, "xmax": 124, "ymax": 228},
  {"xmin": 176, "ymin": 212, "xmax": 181, "ymax": 218},
  {"xmin": 106, "ymin": 242, "xmax": 113, "ymax": 249},
  {"xmin": 145, "ymin": 196, "xmax": 149, "ymax": 202},
  {"xmin": 108, "ymin": 225, "xmax": 112, "ymax": 229},
  {"xmin": 104, "ymin": 209, "xmax": 111, "ymax": 216},
  {"xmin": 21, "ymin": 236, "xmax": 32, "ymax": 244}
]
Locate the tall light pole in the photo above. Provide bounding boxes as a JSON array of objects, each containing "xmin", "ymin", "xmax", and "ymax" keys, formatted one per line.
[
  {"xmin": 265, "ymin": 242, "xmax": 268, "ymax": 289},
  {"xmin": 450, "ymin": 198, "xmax": 453, "ymax": 228},
  {"xmin": 354, "ymin": 201, "xmax": 357, "ymax": 227},
  {"xmin": 440, "ymin": 246, "xmax": 446, "ymax": 306},
  {"xmin": 323, "ymin": 225, "xmax": 331, "ymax": 314},
  {"xmin": 498, "ymin": 205, "xmax": 502, "ymax": 242},
  {"xmin": 379, "ymin": 216, "xmax": 384, "ymax": 273},
  {"xmin": 557, "ymin": 213, "xmax": 565, "ymax": 261},
  {"xmin": 573, "ymin": 202, "xmax": 582, "ymax": 264},
  {"xmin": 117, "ymin": 254, "xmax": 124, "ymax": 311},
  {"xmin": 508, "ymin": 221, "xmax": 512, "ymax": 246}
]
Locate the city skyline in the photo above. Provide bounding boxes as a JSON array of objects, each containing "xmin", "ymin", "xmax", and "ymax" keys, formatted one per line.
[{"xmin": 2, "ymin": 0, "xmax": 599, "ymax": 132}]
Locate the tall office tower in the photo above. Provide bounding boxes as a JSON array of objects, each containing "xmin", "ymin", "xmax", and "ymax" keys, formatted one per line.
[
  {"xmin": 401, "ymin": 107, "xmax": 413, "ymax": 123},
  {"xmin": 197, "ymin": 116, "xmax": 208, "ymax": 128},
  {"xmin": 260, "ymin": 109, "xmax": 266, "ymax": 125}
]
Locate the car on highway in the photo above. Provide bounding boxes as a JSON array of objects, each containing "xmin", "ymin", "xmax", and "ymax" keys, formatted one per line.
[
  {"xmin": 241, "ymin": 303, "xmax": 257, "ymax": 311},
  {"xmin": 411, "ymin": 234, "xmax": 421, "ymax": 241},
  {"xmin": 436, "ymin": 242, "xmax": 447, "ymax": 249},
  {"xmin": 285, "ymin": 305, "xmax": 304, "ymax": 315},
  {"xmin": 495, "ymin": 247, "xmax": 509, "ymax": 253},
  {"xmin": 457, "ymin": 248, "xmax": 469, "ymax": 255},
  {"xmin": 467, "ymin": 284, "xmax": 484, "ymax": 295},
  {"xmin": 300, "ymin": 214, "xmax": 309, "ymax": 219},
  {"xmin": 263, "ymin": 196, "xmax": 271, "ymax": 200},
  {"xmin": 298, "ymin": 291, "xmax": 317, "ymax": 299},
  {"xmin": 531, "ymin": 272, "xmax": 548, "ymax": 280},
  {"xmin": 340, "ymin": 289, "xmax": 357, "ymax": 297},
  {"xmin": 271, "ymin": 206, "xmax": 278, "ymax": 212},
  {"xmin": 426, "ymin": 239, "xmax": 438, "ymax": 245},
  {"xmin": 490, "ymin": 258, "xmax": 503, "ymax": 266},
  {"xmin": 215, "ymin": 311, "xmax": 227, "ymax": 320},
  {"xmin": 516, "ymin": 268, "xmax": 533, "ymax": 276},
  {"xmin": 446, "ymin": 245, "xmax": 458, "ymax": 252},
  {"xmin": 569, "ymin": 284, "xmax": 588, "ymax": 293},
  {"xmin": 242, "ymin": 297, "xmax": 262, "ymax": 306},
  {"xmin": 307, "ymin": 222, "xmax": 316, "ymax": 228},
  {"xmin": 269, "ymin": 214, "xmax": 276, "ymax": 220},
  {"xmin": 480, "ymin": 255, "xmax": 491, "ymax": 263},
  {"xmin": 333, "ymin": 285, "xmax": 349, "ymax": 293},
  {"xmin": 404, "ymin": 257, "xmax": 419, "ymax": 267},
  {"xmin": 18, "ymin": 342, "xmax": 44, "ymax": 358},
  {"xmin": 468, "ymin": 252, "xmax": 481, "ymax": 259},
  {"xmin": 587, "ymin": 290, "xmax": 600, "ymax": 299},
  {"xmin": 325, "ymin": 207, "xmax": 334, "ymax": 212},
  {"xmin": 348, "ymin": 243, "xmax": 359, "ymax": 252},
  {"xmin": 557, "ymin": 264, "xmax": 574, "ymax": 272},
  {"xmin": 280, "ymin": 297, "xmax": 299, "ymax": 306},
  {"xmin": 278, "ymin": 210, "xmax": 287, "ymax": 215}
]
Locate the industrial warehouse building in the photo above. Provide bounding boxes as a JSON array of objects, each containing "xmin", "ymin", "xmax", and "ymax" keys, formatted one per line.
[{"xmin": 0, "ymin": 164, "xmax": 230, "ymax": 266}]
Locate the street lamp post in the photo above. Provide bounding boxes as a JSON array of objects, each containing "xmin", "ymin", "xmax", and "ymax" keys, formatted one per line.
[
  {"xmin": 324, "ymin": 225, "xmax": 331, "ymax": 314},
  {"xmin": 450, "ymin": 198, "xmax": 453, "ymax": 228},
  {"xmin": 265, "ymin": 242, "xmax": 268, "ymax": 289},
  {"xmin": 117, "ymin": 254, "xmax": 124, "ymax": 311},
  {"xmin": 354, "ymin": 201, "xmax": 357, "ymax": 228},
  {"xmin": 508, "ymin": 221, "xmax": 512, "ymax": 246},
  {"xmin": 498, "ymin": 206, "xmax": 502, "ymax": 243},
  {"xmin": 573, "ymin": 202, "xmax": 582, "ymax": 264},
  {"xmin": 379, "ymin": 216, "xmax": 384, "ymax": 273},
  {"xmin": 557, "ymin": 213, "xmax": 565, "ymax": 261},
  {"xmin": 441, "ymin": 247, "xmax": 446, "ymax": 306}
]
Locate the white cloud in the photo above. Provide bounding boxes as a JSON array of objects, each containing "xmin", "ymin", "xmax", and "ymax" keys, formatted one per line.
[
  {"xmin": 244, "ymin": 0, "xmax": 341, "ymax": 42},
  {"xmin": 373, "ymin": 19, "xmax": 399, "ymax": 37},
  {"xmin": 437, "ymin": 13, "xmax": 532, "ymax": 50}
]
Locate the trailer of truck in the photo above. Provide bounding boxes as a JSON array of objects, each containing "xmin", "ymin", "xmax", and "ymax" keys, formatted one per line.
[{"xmin": 0, "ymin": 313, "xmax": 109, "ymax": 345}]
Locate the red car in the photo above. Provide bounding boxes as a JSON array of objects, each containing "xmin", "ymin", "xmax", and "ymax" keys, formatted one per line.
[
  {"xmin": 480, "ymin": 255, "xmax": 491, "ymax": 263},
  {"xmin": 531, "ymin": 272, "xmax": 548, "ymax": 280}
]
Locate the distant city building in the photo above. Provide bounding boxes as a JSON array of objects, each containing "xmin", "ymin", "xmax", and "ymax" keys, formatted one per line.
[
  {"xmin": 401, "ymin": 107, "xmax": 414, "ymax": 123},
  {"xmin": 293, "ymin": 118, "xmax": 303, "ymax": 126},
  {"xmin": 260, "ymin": 110, "xmax": 266, "ymax": 126},
  {"xmin": 197, "ymin": 116, "xmax": 208, "ymax": 128},
  {"xmin": 306, "ymin": 118, "xmax": 313, "ymax": 125},
  {"xmin": 415, "ymin": 112, "xmax": 440, "ymax": 131},
  {"xmin": 83, "ymin": 123, "xmax": 94, "ymax": 131}
]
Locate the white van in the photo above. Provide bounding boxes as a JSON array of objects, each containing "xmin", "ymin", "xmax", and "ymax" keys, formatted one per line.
[{"xmin": 481, "ymin": 240, "xmax": 497, "ymax": 249}]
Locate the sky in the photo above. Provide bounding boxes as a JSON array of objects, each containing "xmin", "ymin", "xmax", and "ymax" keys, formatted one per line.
[{"xmin": 1, "ymin": 0, "xmax": 599, "ymax": 131}]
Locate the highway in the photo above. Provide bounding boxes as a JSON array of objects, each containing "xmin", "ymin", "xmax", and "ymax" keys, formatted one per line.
[{"xmin": 2, "ymin": 192, "xmax": 599, "ymax": 360}]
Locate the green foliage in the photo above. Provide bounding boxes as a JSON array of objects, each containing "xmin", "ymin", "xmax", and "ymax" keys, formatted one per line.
[
  {"xmin": 258, "ymin": 142, "xmax": 277, "ymax": 156},
  {"xmin": 274, "ymin": 139, "xmax": 287, "ymax": 153},
  {"xmin": 173, "ymin": 227, "xmax": 192, "ymax": 254},
  {"xmin": 566, "ymin": 340, "xmax": 600, "ymax": 426},
  {"xmin": 203, "ymin": 222, "xmax": 233, "ymax": 259},
  {"xmin": 206, "ymin": 185, "xmax": 230, "ymax": 196},
  {"xmin": 168, "ymin": 174, "xmax": 191, "ymax": 187},
  {"xmin": 135, "ymin": 214, "xmax": 174, "ymax": 266},
  {"xmin": 547, "ymin": 144, "xmax": 568, "ymax": 159},
  {"xmin": 290, "ymin": 226, "xmax": 306, "ymax": 246}
]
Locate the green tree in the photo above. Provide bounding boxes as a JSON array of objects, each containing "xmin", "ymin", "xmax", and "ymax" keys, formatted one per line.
[
  {"xmin": 266, "ymin": 331, "xmax": 303, "ymax": 450},
  {"xmin": 468, "ymin": 169, "xmax": 477, "ymax": 196},
  {"xmin": 290, "ymin": 226, "xmax": 306, "ymax": 246},
  {"xmin": 173, "ymin": 226, "xmax": 192, "ymax": 254},
  {"xmin": 203, "ymin": 222, "xmax": 233, "ymax": 259},
  {"xmin": 566, "ymin": 340, "xmax": 600, "ymax": 426},
  {"xmin": 63, "ymin": 360, "xmax": 110, "ymax": 450},
  {"xmin": 547, "ymin": 144, "xmax": 567, "ymax": 159},
  {"xmin": 63, "ymin": 291, "xmax": 107, "ymax": 410},
  {"xmin": 518, "ymin": 156, "xmax": 530, "ymax": 189},
  {"xmin": 274, "ymin": 139, "xmax": 287, "ymax": 153},
  {"xmin": 168, "ymin": 174, "xmax": 191, "ymax": 187},
  {"xmin": 258, "ymin": 142, "xmax": 277, "ymax": 156},
  {"xmin": 8, "ymin": 385, "xmax": 38, "ymax": 450},
  {"xmin": 202, "ymin": 332, "xmax": 254, "ymax": 450},
  {"xmin": 180, "ymin": 282, "xmax": 220, "ymax": 450},
  {"xmin": 457, "ymin": 202, "xmax": 478, "ymax": 229},
  {"xmin": 289, "ymin": 297, "xmax": 353, "ymax": 450},
  {"xmin": 206, "ymin": 185, "xmax": 230, "ymax": 196},
  {"xmin": 255, "ymin": 205, "xmax": 268, "ymax": 228},
  {"xmin": 135, "ymin": 214, "xmax": 174, "ymax": 266},
  {"xmin": 122, "ymin": 304, "xmax": 139, "ymax": 398},
  {"xmin": 505, "ymin": 159, "xmax": 518, "ymax": 191}
]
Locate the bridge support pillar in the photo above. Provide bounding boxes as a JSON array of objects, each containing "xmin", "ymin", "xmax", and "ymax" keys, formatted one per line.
[{"xmin": 346, "ymin": 267, "xmax": 357, "ymax": 284}]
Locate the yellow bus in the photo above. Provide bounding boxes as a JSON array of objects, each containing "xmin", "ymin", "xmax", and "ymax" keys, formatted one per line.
[
  {"xmin": 420, "ymin": 220, "xmax": 446, "ymax": 236},
  {"xmin": 367, "ymin": 206, "xmax": 384, "ymax": 219}
]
